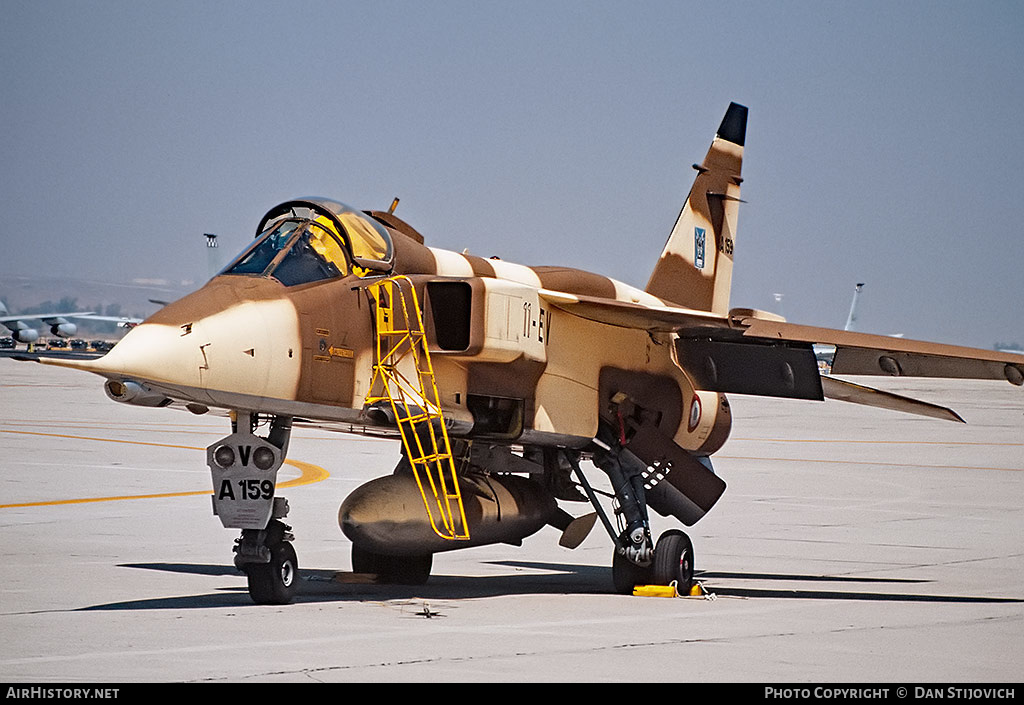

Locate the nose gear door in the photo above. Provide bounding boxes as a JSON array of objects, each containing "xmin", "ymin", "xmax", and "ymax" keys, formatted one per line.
[{"xmin": 207, "ymin": 412, "xmax": 290, "ymax": 530}]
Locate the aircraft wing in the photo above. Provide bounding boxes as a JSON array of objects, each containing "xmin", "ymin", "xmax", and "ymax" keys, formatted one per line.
[
  {"xmin": 740, "ymin": 318, "xmax": 1024, "ymax": 383},
  {"xmin": 70, "ymin": 314, "xmax": 143, "ymax": 328},
  {"xmin": 1, "ymin": 311, "xmax": 95, "ymax": 325},
  {"xmin": 538, "ymin": 290, "xmax": 731, "ymax": 331},
  {"xmin": 542, "ymin": 293, "xmax": 1024, "ymax": 421}
]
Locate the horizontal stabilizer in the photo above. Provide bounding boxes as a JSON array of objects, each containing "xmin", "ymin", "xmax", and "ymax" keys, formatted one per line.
[{"xmin": 821, "ymin": 376, "xmax": 965, "ymax": 423}]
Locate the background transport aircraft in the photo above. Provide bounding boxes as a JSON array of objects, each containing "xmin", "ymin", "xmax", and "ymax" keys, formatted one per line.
[
  {"xmin": 2, "ymin": 235, "xmax": 220, "ymax": 351},
  {"xmin": 14, "ymin": 103, "xmax": 1024, "ymax": 605},
  {"xmin": 71, "ymin": 313, "xmax": 142, "ymax": 330},
  {"xmin": 0, "ymin": 300, "xmax": 95, "ymax": 346}
]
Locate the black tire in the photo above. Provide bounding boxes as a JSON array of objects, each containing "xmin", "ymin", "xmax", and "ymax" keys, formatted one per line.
[
  {"xmin": 246, "ymin": 541, "xmax": 299, "ymax": 605},
  {"xmin": 651, "ymin": 529, "xmax": 694, "ymax": 594},
  {"xmin": 611, "ymin": 548, "xmax": 652, "ymax": 594},
  {"xmin": 352, "ymin": 545, "xmax": 432, "ymax": 585}
]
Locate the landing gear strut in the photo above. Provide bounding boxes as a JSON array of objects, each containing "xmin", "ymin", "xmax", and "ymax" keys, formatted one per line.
[{"xmin": 591, "ymin": 433, "xmax": 659, "ymax": 594}]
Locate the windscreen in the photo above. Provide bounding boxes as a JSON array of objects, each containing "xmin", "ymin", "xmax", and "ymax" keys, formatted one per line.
[
  {"xmin": 224, "ymin": 219, "xmax": 350, "ymax": 286},
  {"xmin": 227, "ymin": 220, "xmax": 301, "ymax": 276}
]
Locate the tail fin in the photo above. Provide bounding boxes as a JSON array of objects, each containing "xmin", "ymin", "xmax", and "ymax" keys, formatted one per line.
[{"xmin": 645, "ymin": 102, "xmax": 746, "ymax": 314}]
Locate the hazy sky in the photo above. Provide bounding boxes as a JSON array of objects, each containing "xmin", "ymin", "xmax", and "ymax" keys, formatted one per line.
[{"xmin": 2, "ymin": 0, "xmax": 1022, "ymax": 348}]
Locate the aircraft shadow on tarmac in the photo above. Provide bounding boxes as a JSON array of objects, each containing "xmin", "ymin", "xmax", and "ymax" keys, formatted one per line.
[{"xmin": 71, "ymin": 561, "xmax": 1024, "ymax": 611}]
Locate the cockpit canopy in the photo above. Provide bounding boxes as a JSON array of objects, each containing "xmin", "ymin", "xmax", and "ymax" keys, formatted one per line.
[{"xmin": 222, "ymin": 198, "xmax": 394, "ymax": 286}]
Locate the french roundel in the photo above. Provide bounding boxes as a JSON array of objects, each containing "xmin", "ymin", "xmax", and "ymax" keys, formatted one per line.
[{"xmin": 687, "ymin": 395, "xmax": 702, "ymax": 432}]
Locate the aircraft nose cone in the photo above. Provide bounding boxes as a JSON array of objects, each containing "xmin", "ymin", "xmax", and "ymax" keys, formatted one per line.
[
  {"xmin": 69, "ymin": 288, "xmax": 303, "ymax": 407},
  {"xmin": 88, "ymin": 318, "xmax": 207, "ymax": 392}
]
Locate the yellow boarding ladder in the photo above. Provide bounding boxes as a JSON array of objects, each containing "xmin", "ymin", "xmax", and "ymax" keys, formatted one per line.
[{"xmin": 364, "ymin": 276, "xmax": 470, "ymax": 541}]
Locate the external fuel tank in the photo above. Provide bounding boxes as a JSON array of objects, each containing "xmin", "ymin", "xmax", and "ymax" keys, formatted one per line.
[{"xmin": 339, "ymin": 472, "xmax": 558, "ymax": 556}]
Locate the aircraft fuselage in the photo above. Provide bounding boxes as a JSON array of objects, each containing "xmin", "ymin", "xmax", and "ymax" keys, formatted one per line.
[{"xmin": 95, "ymin": 225, "xmax": 731, "ymax": 457}]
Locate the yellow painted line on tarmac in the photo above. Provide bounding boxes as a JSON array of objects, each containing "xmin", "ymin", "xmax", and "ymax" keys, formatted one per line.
[
  {"xmin": 1, "ymin": 427, "xmax": 206, "ymax": 451},
  {"xmin": 0, "ymin": 429, "xmax": 329, "ymax": 509}
]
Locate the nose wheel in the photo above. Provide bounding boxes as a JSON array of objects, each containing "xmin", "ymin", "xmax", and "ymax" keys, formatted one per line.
[
  {"xmin": 234, "ymin": 518, "xmax": 300, "ymax": 604},
  {"xmin": 243, "ymin": 540, "xmax": 299, "ymax": 605}
]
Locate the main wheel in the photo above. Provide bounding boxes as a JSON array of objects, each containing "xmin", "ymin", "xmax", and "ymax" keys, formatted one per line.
[
  {"xmin": 611, "ymin": 548, "xmax": 652, "ymax": 594},
  {"xmin": 651, "ymin": 529, "xmax": 694, "ymax": 595},
  {"xmin": 246, "ymin": 541, "xmax": 299, "ymax": 605},
  {"xmin": 352, "ymin": 545, "xmax": 432, "ymax": 585}
]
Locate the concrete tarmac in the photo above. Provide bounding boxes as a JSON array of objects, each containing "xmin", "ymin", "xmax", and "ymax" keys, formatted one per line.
[{"xmin": 1, "ymin": 358, "xmax": 1022, "ymax": 683}]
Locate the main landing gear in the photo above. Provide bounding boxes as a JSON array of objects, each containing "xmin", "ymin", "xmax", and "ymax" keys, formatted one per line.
[
  {"xmin": 567, "ymin": 426, "xmax": 698, "ymax": 597},
  {"xmin": 207, "ymin": 412, "xmax": 299, "ymax": 605}
]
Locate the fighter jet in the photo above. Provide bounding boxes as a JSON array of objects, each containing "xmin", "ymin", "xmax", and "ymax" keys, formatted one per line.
[
  {"xmin": 19, "ymin": 103, "xmax": 1024, "ymax": 604},
  {"xmin": 0, "ymin": 300, "xmax": 95, "ymax": 347}
]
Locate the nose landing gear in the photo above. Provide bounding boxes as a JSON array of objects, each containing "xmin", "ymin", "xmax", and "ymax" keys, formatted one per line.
[{"xmin": 208, "ymin": 412, "xmax": 299, "ymax": 605}]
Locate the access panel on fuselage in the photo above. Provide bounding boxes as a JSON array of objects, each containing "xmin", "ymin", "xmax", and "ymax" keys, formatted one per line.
[{"xmin": 291, "ymin": 280, "xmax": 369, "ymax": 407}]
